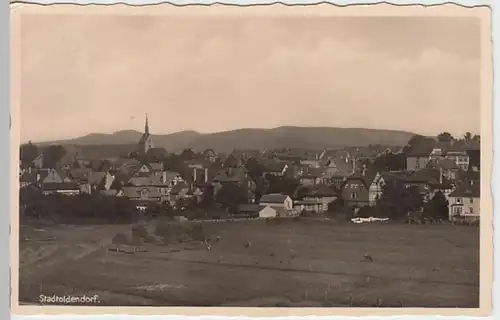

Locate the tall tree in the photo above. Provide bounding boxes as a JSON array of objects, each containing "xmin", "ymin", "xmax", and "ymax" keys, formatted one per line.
[
  {"xmin": 245, "ymin": 157, "xmax": 265, "ymax": 179},
  {"xmin": 163, "ymin": 155, "xmax": 192, "ymax": 181},
  {"xmin": 403, "ymin": 134, "xmax": 436, "ymax": 154},
  {"xmin": 423, "ymin": 191, "xmax": 449, "ymax": 220},
  {"xmin": 42, "ymin": 145, "xmax": 67, "ymax": 169},
  {"xmin": 463, "ymin": 132, "xmax": 472, "ymax": 142},
  {"xmin": 373, "ymin": 153, "xmax": 406, "ymax": 172},
  {"xmin": 215, "ymin": 183, "xmax": 248, "ymax": 211},
  {"xmin": 376, "ymin": 180, "xmax": 423, "ymax": 219},
  {"xmin": 437, "ymin": 132, "xmax": 454, "ymax": 144},
  {"xmin": 20, "ymin": 141, "xmax": 39, "ymax": 166},
  {"xmin": 266, "ymin": 176, "xmax": 300, "ymax": 196},
  {"xmin": 179, "ymin": 148, "xmax": 196, "ymax": 161}
]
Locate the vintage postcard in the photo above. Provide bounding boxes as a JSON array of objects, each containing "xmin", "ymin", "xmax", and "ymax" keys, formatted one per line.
[{"xmin": 10, "ymin": 1, "xmax": 493, "ymax": 317}]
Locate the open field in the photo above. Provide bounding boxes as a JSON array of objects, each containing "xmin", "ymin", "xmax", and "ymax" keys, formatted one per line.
[{"xmin": 18, "ymin": 219, "xmax": 479, "ymax": 307}]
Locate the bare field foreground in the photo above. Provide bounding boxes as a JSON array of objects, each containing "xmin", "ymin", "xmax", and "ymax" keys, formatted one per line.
[{"xmin": 18, "ymin": 218, "xmax": 479, "ymax": 308}]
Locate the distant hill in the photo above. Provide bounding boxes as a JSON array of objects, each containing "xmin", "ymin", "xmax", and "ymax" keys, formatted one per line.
[{"xmin": 36, "ymin": 126, "xmax": 415, "ymax": 156}]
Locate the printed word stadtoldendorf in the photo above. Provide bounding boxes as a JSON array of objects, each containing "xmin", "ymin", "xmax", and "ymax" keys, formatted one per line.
[{"xmin": 39, "ymin": 294, "xmax": 100, "ymax": 304}]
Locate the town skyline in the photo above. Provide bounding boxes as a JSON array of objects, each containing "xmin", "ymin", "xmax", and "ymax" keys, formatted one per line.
[{"xmin": 20, "ymin": 15, "xmax": 481, "ymax": 143}]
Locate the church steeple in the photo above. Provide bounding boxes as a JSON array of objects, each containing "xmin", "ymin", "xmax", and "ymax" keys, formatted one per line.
[{"xmin": 145, "ymin": 113, "xmax": 149, "ymax": 135}]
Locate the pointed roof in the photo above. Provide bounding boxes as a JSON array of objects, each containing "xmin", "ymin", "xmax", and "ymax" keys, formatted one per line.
[
  {"xmin": 345, "ymin": 166, "xmax": 377, "ymax": 185},
  {"xmin": 259, "ymin": 193, "xmax": 290, "ymax": 204},
  {"xmin": 449, "ymin": 182, "xmax": 480, "ymax": 198},
  {"xmin": 137, "ymin": 114, "xmax": 152, "ymax": 152}
]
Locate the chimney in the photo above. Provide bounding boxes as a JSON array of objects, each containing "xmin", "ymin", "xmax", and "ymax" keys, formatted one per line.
[
  {"xmin": 162, "ymin": 171, "xmax": 167, "ymax": 184},
  {"xmin": 439, "ymin": 167, "xmax": 443, "ymax": 184},
  {"xmin": 28, "ymin": 167, "xmax": 32, "ymax": 174},
  {"xmin": 193, "ymin": 168, "xmax": 197, "ymax": 183},
  {"xmin": 362, "ymin": 165, "xmax": 367, "ymax": 176},
  {"xmin": 36, "ymin": 173, "xmax": 40, "ymax": 183},
  {"xmin": 204, "ymin": 167, "xmax": 209, "ymax": 183}
]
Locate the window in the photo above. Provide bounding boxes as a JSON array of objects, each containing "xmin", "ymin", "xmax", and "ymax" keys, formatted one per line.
[
  {"xmin": 456, "ymin": 198, "xmax": 462, "ymax": 204},
  {"xmin": 469, "ymin": 198, "xmax": 474, "ymax": 204},
  {"xmin": 453, "ymin": 207, "xmax": 462, "ymax": 214},
  {"xmin": 469, "ymin": 207, "xmax": 474, "ymax": 215},
  {"xmin": 140, "ymin": 189, "xmax": 148, "ymax": 198},
  {"xmin": 350, "ymin": 193, "xmax": 357, "ymax": 199}
]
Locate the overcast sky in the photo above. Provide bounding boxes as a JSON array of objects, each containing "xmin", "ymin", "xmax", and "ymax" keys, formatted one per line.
[{"xmin": 19, "ymin": 15, "xmax": 481, "ymax": 142}]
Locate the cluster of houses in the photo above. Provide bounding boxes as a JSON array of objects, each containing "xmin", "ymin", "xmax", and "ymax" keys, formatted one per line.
[{"xmin": 19, "ymin": 117, "xmax": 481, "ymax": 222}]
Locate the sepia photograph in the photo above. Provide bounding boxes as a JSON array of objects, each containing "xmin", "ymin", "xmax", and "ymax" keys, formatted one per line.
[{"xmin": 10, "ymin": 1, "xmax": 493, "ymax": 315}]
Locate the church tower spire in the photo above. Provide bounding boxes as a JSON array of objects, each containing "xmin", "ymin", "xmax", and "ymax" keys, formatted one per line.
[{"xmin": 145, "ymin": 113, "xmax": 149, "ymax": 135}]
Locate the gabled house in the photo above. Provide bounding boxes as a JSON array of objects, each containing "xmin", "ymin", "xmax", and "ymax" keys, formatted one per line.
[
  {"xmin": 132, "ymin": 162, "xmax": 164, "ymax": 178},
  {"xmin": 259, "ymin": 193, "xmax": 294, "ymax": 212},
  {"xmin": 41, "ymin": 168, "xmax": 64, "ymax": 184},
  {"xmin": 448, "ymin": 182, "xmax": 480, "ymax": 221},
  {"xmin": 320, "ymin": 157, "xmax": 353, "ymax": 186},
  {"xmin": 297, "ymin": 167, "xmax": 329, "ymax": 186},
  {"xmin": 300, "ymin": 184, "xmax": 338, "ymax": 212},
  {"xmin": 121, "ymin": 186, "xmax": 162, "ymax": 209},
  {"xmin": 340, "ymin": 169, "xmax": 377, "ymax": 207}
]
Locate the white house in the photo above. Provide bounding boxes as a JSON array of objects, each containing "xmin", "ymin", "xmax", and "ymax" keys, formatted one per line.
[
  {"xmin": 259, "ymin": 193, "xmax": 294, "ymax": 211},
  {"xmin": 448, "ymin": 182, "xmax": 480, "ymax": 221},
  {"xmin": 259, "ymin": 206, "xmax": 278, "ymax": 219}
]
